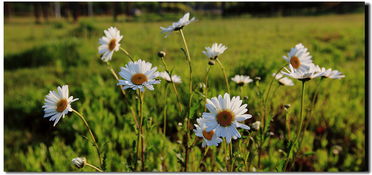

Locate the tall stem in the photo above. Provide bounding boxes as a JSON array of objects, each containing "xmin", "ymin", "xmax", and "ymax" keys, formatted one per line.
[
  {"xmin": 179, "ymin": 29, "xmax": 193, "ymax": 172},
  {"xmin": 160, "ymin": 57, "xmax": 183, "ymax": 111},
  {"xmin": 138, "ymin": 91, "xmax": 145, "ymax": 171},
  {"xmin": 216, "ymin": 59, "xmax": 230, "ymax": 94},
  {"xmin": 106, "ymin": 62, "xmax": 126, "ymax": 96},
  {"xmin": 296, "ymin": 81, "xmax": 306, "ymax": 142},
  {"xmin": 229, "ymin": 142, "xmax": 233, "ymax": 172},
  {"xmin": 72, "ymin": 109, "xmax": 102, "ymax": 169},
  {"xmin": 85, "ymin": 162, "xmax": 103, "ymax": 172},
  {"xmin": 258, "ymin": 65, "xmax": 286, "ymax": 168},
  {"xmin": 263, "ymin": 65, "xmax": 286, "ymax": 126},
  {"xmin": 285, "ymin": 80, "xmax": 306, "ymax": 170},
  {"xmin": 204, "ymin": 66, "xmax": 212, "ymax": 111},
  {"xmin": 120, "ymin": 47, "xmax": 134, "ymax": 62}
]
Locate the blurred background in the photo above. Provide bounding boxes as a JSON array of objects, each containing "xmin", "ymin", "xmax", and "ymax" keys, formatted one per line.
[{"xmin": 4, "ymin": 2, "xmax": 366, "ymax": 172}]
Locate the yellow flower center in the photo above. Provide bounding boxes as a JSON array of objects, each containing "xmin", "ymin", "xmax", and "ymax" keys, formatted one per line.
[
  {"xmin": 216, "ymin": 110, "xmax": 234, "ymax": 127},
  {"xmin": 56, "ymin": 99, "xmax": 68, "ymax": 112},
  {"xmin": 108, "ymin": 39, "xmax": 116, "ymax": 51},
  {"xmin": 290, "ymin": 56, "xmax": 301, "ymax": 69},
  {"xmin": 202, "ymin": 129, "xmax": 214, "ymax": 140},
  {"xmin": 131, "ymin": 73, "xmax": 148, "ymax": 85}
]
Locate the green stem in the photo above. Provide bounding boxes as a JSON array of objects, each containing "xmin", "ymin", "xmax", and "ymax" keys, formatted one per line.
[
  {"xmin": 179, "ymin": 29, "xmax": 193, "ymax": 172},
  {"xmin": 216, "ymin": 58, "xmax": 230, "ymax": 94},
  {"xmin": 204, "ymin": 66, "xmax": 212, "ymax": 111},
  {"xmin": 106, "ymin": 62, "xmax": 126, "ymax": 96},
  {"xmin": 229, "ymin": 142, "xmax": 233, "ymax": 172},
  {"xmin": 85, "ymin": 162, "xmax": 103, "ymax": 172},
  {"xmin": 120, "ymin": 47, "xmax": 134, "ymax": 62},
  {"xmin": 296, "ymin": 81, "xmax": 306, "ymax": 144},
  {"xmin": 138, "ymin": 91, "xmax": 145, "ymax": 171},
  {"xmin": 224, "ymin": 139, "xmax": 229, "ymax": 171},
  {"xmin": 72, "ymin": 109, "xmax": 102, "ymax": 169},
  {"xmin": 258, "ymin": 64, "xmax": 286, "ymax": 168},
  {"xmin": 285, "ymin": 80, "xmax": 306, "ymax": 170},
  {"xmin": 160, "ymin": 57, "xmax": 183, "ymax": 111}
]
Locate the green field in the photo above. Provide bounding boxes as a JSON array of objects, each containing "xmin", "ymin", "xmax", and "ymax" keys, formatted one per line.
[{"xmin": 4, "ymin": 13, "xmax": 365, "ymax": 172}]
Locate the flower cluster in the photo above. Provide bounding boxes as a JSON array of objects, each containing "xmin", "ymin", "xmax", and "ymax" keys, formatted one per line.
[
  {"xmin": 194, "ymin": 93, "xmax": 252, "ymax": 146},
  {"xmin": 40, "ymin": 12, "xmax": 347, "ymax": 172},
  {"xmin": 281, "ymin": 43, "xmax": 345, "ymax": 82}
]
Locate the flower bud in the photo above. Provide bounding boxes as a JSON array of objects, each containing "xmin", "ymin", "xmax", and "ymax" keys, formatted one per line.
[
  {"xmin": 332, "ymin": 145, "xmax": 343, "ymax": 155},
  {"xmin": 158, "ymin": 51, "xmax": 166, "ymax": 58},
  {"xmin": 72, "ymin": 157, "xmax": 86, "ymax": 169},
  {"xmin": 252, "ymin": 121, "xmax": 261, "ymax": 130},
  {"xmin": 208, "ymin": 60, "xmax": 215, "ymax": 65},
  {"xmin": 284, "ymin": 104, "xmax": 291, "ymax": 111}
]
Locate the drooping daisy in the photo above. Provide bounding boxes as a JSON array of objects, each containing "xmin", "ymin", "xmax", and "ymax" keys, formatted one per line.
[
  {"xmin": 273, "ymin": 73, "xmax": 294, "ymax": 86},
  {"xmin": 117, "ymin": 59, "xmax": 160, "ymax": 91},
  {"xmin": 281, "ymin": 64, "xmax": 324, "ymax": 81},
  {"xmin": 72, "ymin": 157, "xmax": 86, "ymax": 169},
  {"xmin": 319, "ymin": 67, "xmax": 345, "ymax": 79},
  {"xmin": 194, "ymin": 118, "xmax": 223, "ymax": 147},
  {"xmin": 42, "ymin": 85, "xmax": 79, "ymax": 126},
  {"xmin": 160, "ymin": 12, "xmax": 196, "ymax": 37},
  {"xmin": 231, "ymin": 75, "xmax": 253, "ymax": 86},
  {"xmin": 283, "ymin": 43, "xmax": 314, "ymax": 72},
  {"xmin": 203, "ymin": 93, "xmax": 252, "ymax": 143},
  {"xmin": 159, "ymin": 71, "xmax": 182, "ymax": 84},
  {"xmin": 202, "ymin": 43, "xmax": 228, "ymax": 60},
  {"xmin": 98, "ymin": 27, "xmax": 123, "ymax": 62}
]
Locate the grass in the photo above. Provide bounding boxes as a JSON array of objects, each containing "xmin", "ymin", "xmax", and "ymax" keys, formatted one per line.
[{"xmin": 4, "ymin": 13, "xmax": 365, "ymax": 172}]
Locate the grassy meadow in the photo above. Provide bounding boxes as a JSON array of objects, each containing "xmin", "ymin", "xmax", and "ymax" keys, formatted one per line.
[{"xmin": 4, "ymin": 13, "xmax": 366, "ymax": 172}]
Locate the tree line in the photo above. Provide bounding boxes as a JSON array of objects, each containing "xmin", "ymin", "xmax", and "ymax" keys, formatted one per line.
[{"xmin": 4, "ymin": 2, "xmax": 364, "ymax": 23}]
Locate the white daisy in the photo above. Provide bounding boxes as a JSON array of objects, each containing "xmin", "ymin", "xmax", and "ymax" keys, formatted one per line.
[
  {"xmin": 319, "ymin": 67, "xmax": 345, "ymax": 79},
  {"xmin": 273, "ymin": 73, "xmax": 294, "ymax": 86},
  {"xmin": 117, "ymin": 59, "xmax": 160, "ymax": 92},
  {"xmin": 159, "ymin": 71, "xmax": 182, "ymax": 84},
  {"xmin": 283, "ymin": 43, "xmax": 314, "ymax": 72},
  {"xmin": 160, "ymin": 12, "xmax": 196, "ymax": 37},
  {"xmin": 193, "ymin": 118, "xmax": 223, "ymax": 147},
  {"xmin": 202, "ymin": 43, "xmax": 228, "ymax": 59},
  {"xmin": 281, "ymin": 64, "xmax": 324, "ymax": 81},
  {"xmin": 231, "ymin": 75, "xmax": 253, "ymax": 86},
  {"xmin": 98, "ymin": 27, "xmax": 123, "ymax": 62},
  {"xmin": 203, "ymin": 93, "xmax": 252, "ymax": 143},
  {"xmin": 42, "ymin": 85, "xmax": 79, "ymax": 126}
]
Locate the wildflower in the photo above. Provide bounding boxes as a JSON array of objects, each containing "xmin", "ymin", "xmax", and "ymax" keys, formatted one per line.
[
  {"xmin": 159, "ymin": 71, "xmax": 182, "ymax": 84},
  {"xmin": 251, "ymin": 121, "xmax": 261, "ymax": 130},
  {"xmin": 72, "ymin": 157, "xmax": 86, "ymax": 169},
  {"xmin": 231, "ymin": 75, "xmax": 253, "ymax": 86},
  {"xmin": 203, "ymin": 93, "xmax": 252, "ymax": 143},
  {"xmin": 42, "ymin": 85, "xmax": 79, "ymax": 126},
  {"xmin": 194, "ymin": 118, "xmax": 222, "ymax": 147},
  {"xmin": 273, "ymin": 73, "xmax": 294, "ymax": 86},
  {"xmin": 202, "ymin": 43, "xmax": 228, "ymax": 60},
  {"xmin": 281, "ymin": 64, "xmax": 324, "ymax": 82},
  {"xmin": 160, "ymin": 12, "xmax": 196, "ymax": 37},
  {"xmin": 319, "ymin": 67, "xmax": 345, "ymax": 79},
  {"xmin": 283, "ymin": 43, "xmax": 314, "ymax": 72},
  {"xmin": 117, "ymin": 59, "xmax": 160, "ymax": 92},
  {"xmin": 98, "ymin": 27, "xmax": 123, "ymax": 62}
]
